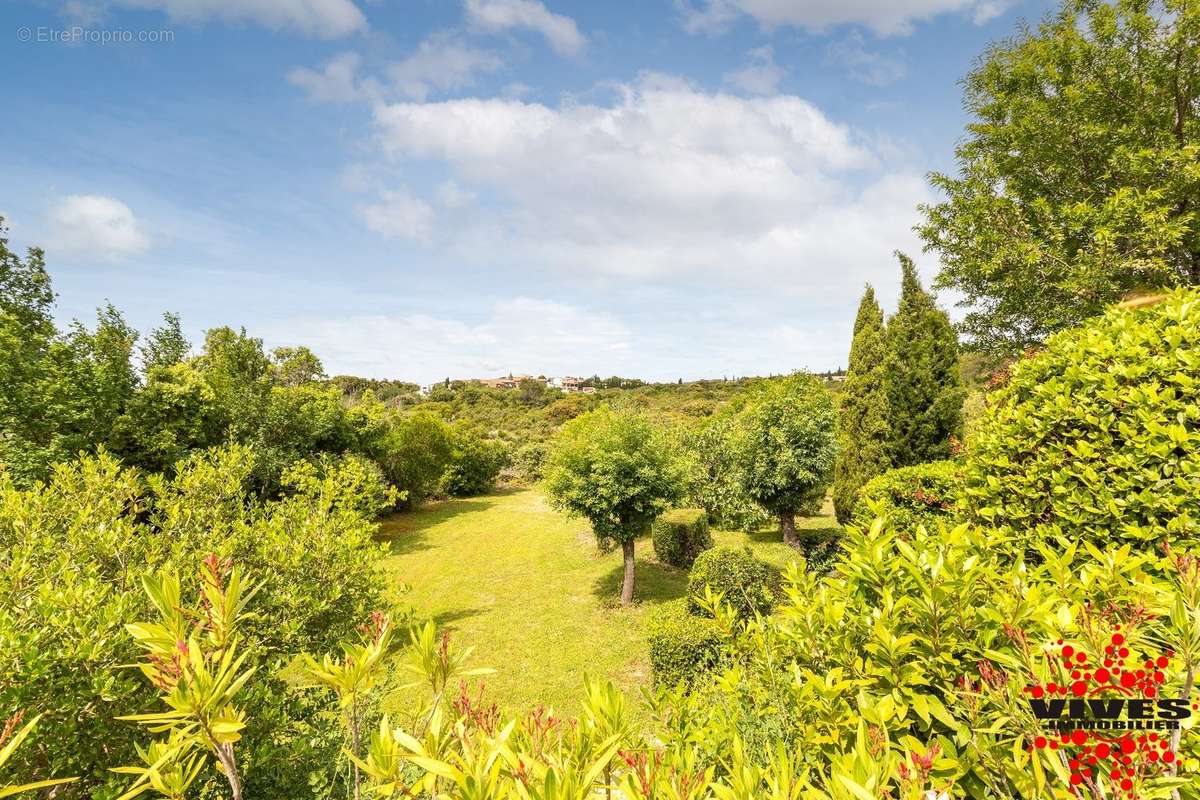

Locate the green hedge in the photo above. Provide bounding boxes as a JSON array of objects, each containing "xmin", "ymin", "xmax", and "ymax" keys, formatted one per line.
[
  {"xmin": 850, "ymin": 460, "xmax": 961, "ymax": 531},
  {"xmin": 652, "ymin": 507, "xmax": 712, "ymax": 568},
  {"xmin": 687, "ymin": 546, "xmax": 776, "ymax": 619},
  {"xmin": 645, "ymin": 598, "xmax": 724, "ymax": 688},
  {"xmin": 962, "ymin": 290, "xmax": 1200, "ymax": 550}
]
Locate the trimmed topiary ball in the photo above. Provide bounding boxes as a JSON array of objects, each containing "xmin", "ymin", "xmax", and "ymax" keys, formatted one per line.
[
  {"xmin": 652, "ymin": 507, "xmax": 712, "ymax": 568},
  {"xmin": 687, "ymin": 545, "xmax": 776, "ymax": 619},
  {"xmin": 645, "ymin": 598, "xmax": 724, "ymax": 688},
  {"xmin": 850, "ymin": 460, "xmax": 961, "ymax": 532},
  {"xmin": 962, "ymin": 291, "xmax": 1200, "ymax": 549}
]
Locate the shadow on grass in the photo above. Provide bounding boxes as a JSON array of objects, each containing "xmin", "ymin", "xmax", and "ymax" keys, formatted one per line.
[
  {"xmin": 591, "ymin": 558, "xmax": 689, "ymax": 607},
  {"xmin": 375, "ymin": 495, "xmax": 505, "ymax": 554},
  {"xmin": 430, "ymin": 606, "xmax": 485, "ymax": 633}
]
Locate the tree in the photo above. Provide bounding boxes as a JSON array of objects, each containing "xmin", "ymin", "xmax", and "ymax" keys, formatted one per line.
[
  {"xmin": 832, "ymin": 286, "xmax": 891, "ymax": 523},
  {"xmin": 110, "ymin": 363, "xmax": 221, "ymax": 473},
  {"xmin": 544, "ymin": 406, "xmax": 684, "ymax": 605},
  {"xmin": 919, "ymin": 0, "xmax": 1200, "ymax": 355},
  {"xmin": 885, "ymin": 254, "xmax": 963, "ymax": 467},
  {"xmin": 0, "ymin": 220, "xmax": 57, "ymax": 483},
  {"xmin": 195, "ymin": 327, "xmax": 271, "ymax": 438},
  {"xmin": 270, "ymin": 345, "xmax": 326, "ymax": 387},
  {"xmin": 140, "ymin": 312, "xmax": 190, "ymax": 372},
  {"xmin": 735, "ymin": 374, "xmax": 837, "ymax": 547}
]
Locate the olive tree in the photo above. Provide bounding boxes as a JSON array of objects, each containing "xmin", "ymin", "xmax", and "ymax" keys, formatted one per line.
[
  {"xmin": 544, "ymin": 405, "xmax": 684, "ymax": 605},
  {"xmin": 735, "ymin": 374, "xmax": 837, "ymax": 547}
]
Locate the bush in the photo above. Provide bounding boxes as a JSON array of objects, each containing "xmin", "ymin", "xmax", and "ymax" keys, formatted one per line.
[
  {"xmin": 645, "ymin": 598, "xmax": 724, "ymax": 688},
  {"xmin": 370, "ymin": 410, "xmax": 454, "ymax": 508},
  {"xmin": 509, "ymin": 440, "xmax": 548, "ymax": 483},
  {"xmin": 962, "ymin": 290, "xmax": 1200, "ymax": 550},
  {"xmin": 687, "ymin": 546, "xmax": 776, "ymax": 619},
  {"xmin": 0, "ymin": 445, "xmax": 389, "ymax": 798},
  {"xmin": 442, "ymin": 426, "xmax": 509, "ymax": 496},
  {"xmin": 282, "ymin": 451, "xmax": 399, "ymax": 517},
  {"xmin": 652, "ymin": 507, "xmax": 712, "ymax": 568},
  {"xmin": 850, "ymin": 459, "xmax": 961, "ymax": 531}
]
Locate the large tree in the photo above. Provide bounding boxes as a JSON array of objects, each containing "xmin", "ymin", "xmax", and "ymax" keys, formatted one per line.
[
  {"xmin": 832, "ymin": 286, "xmax": 891, "ymax": 523},
  {"xmin": 735, "ymin": 374, "xmax": 837, "ymax": 547},
  {"xmin": 919, "ymin": 0, "xmax": 1200, "ymax": 355},
  {"xmin": 885, "ymin": 254, "xmax": 963, "ymax": 467},
  {"xmin": 0, "ymin": 221, "xmax": 57, "ymax": 482},
  {"xmin": 544, "ymin": 406, "xmax": 684, "ymax": 605}
]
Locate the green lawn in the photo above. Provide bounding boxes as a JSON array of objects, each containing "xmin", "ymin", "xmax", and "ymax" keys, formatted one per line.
[{"xmin": 377, "ymin": 488, "xmax": 839, "ymax": 716}]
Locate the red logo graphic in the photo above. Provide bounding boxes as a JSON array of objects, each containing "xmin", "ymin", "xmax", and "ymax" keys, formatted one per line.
[{"xmin": 1023, "ymin": 628, "xmax": 1193, "ymax": 798}]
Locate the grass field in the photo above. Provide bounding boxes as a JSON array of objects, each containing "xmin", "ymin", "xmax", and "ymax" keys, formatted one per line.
[{"xmin": 377, "ymin": 487, "xmax": 839, "ymax": 717}]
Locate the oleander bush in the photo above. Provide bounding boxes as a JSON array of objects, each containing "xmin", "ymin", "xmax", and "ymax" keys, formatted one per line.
[
  {"xmin": 645, "ymin": 597, "xmax": 725, "ymax": 688},
  {"xmin": 850, "ymin": 459, "xmax": 962, "ymax": 531},
  {"xmin": 652, "ymin": 507, "xmax": 712, "ymax": 568},
  {"xmin": 687, "ymin": 545, "xmax": 777, "ymax": 619},
  {"xmin": 962, "ymin": 290, "xmax": 1200, "ymax": 551}
]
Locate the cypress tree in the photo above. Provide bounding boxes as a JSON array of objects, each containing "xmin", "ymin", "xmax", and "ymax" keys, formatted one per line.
[
  {"xmin": 832, "ymin": 285, "xmax": 891, "ymax": 523},
  {"xmin": 885, "ymin": 252, "xmax": 963, "ymax": 467}
]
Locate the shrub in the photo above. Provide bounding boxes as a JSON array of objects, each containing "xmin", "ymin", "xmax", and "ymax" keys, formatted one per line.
[
  {"xmin": 442, "ymin": 426, "xmax": 509, "ymax": 496},
  {"xmin": 282, "ymin": 451, "xmax": 399, "ymax": 517},
  {"xmin": 850, "ymin": 459, "xmax": 961, "ymax": 531},
  {"xmin": 962, "ymin": 290, "xmax": 1200, "ymax": 550},
  {"xmin": 687, "ymin": 546, "xmax": 776, "ymax": 619},
  {"xmin": 0, "ymin": 445, "xmax": 389, "ymax": 797},
  {"xmin": 645, "ymin": 598, "xmax": 724, "ymax": 688},
  {"xmin": 509, "ymin": 440, "xmax": 548, "ymax": 483},
  {"xmin": 369, "ymin": 410, "xmax": 454, "ymax": 508},
  {"xmin": 651, "ymin": 507, "xmax": 712, "ymax": 568}
]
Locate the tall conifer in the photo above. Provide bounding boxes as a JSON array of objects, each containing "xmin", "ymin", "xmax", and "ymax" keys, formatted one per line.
[
  {"xmin": 885, "ymin": 253, "xmax": 963, "ymax": 467},
  {"xmin": 832, "ymin": 285, "xmax": 891, "ymax": 522}
]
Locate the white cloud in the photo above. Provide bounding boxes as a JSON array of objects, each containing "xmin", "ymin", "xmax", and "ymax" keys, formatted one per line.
[
  {"xmin": 274, "ymin": 298, "xmax": 632, "ymax": 381},
  {"xmin": 386, "ymin": 32, "xmax": 503, "ymax": 101},
  {"xmin": 465, "ymin": 0, "xmax": 585, "ymax": 56},
  {"xmin": 288, "ymin": 52, "xmax": 374, "ymax": 103},
  {"xmin": 96, "ymin": 0, "xmax": 366, "ymax": 37},
  {"xmin": 723, "ymin": 45, "xmax": 785, "ymax": 95},
  {"xmin": 436, "ymin": 180, "xmax": 477, "ymax": 209},
  {"xmin": 826, "ymin": 32, "xmax": 907, "ymax": 86},
  {"xmin": 677, "ymin": 0, "xmax": 1016, "ymax": 36},
  {"xmin": 366, "ymin": 76, "xmax": 929, "ymax": 289},
  {"xmin": 46, "ymin": 194, "xmax": 151, "ymax": 261},
  {"xmin": 357, "ymin": 189, "xmax": 434, "ymax": 243},
  {"xmin": 290, "ymin": 34, "xmax": 500, "ymax": 104}
]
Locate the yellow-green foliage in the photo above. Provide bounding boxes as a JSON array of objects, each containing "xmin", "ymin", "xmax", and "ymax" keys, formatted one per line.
[
  {"xmin": 0, "ymin": 445, "xmax": 389, "ymax": 797},
  {"xmin": 652, "ymin": 507, "xmax": 712, "ymax": 568},
  {"xmin": 687, "ymin": 546, "xmax": 776, "ymax": 620},
  {"xmin": 645, "ymin": 598, "xmax": 724, "ymax": 688},
  {"xmin": 347, "ymin": 515, "xmax": 1200, "ymax": 800},
  {"xmin": 963, "ymin": 290, "xmax": 1200, "ymax": 549},
  {"xmin": 850, "ymin": 460, "xmax": 961, "ymax": 531}
]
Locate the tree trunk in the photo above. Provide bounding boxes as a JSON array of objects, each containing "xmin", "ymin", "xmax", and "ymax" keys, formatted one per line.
[
  {"xmin": 620, "ymin": 539, "xmax": 636, "ymax": 606},
  {"xmin": 215, "ymin": 744, "xmax": 242, "ymax": 800},
  {"xmin": 780, "ymin": 511, "xmax": 800, "ymax": 548}
]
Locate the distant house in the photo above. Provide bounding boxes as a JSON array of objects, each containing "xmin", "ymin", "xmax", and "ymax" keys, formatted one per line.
[
  {"xmin": 555, "ymin": 376, "xmax": 585, "ymax": 392},
  {"xmin": 476, "ymin": 374, "xmax": 534, "ymax": 390}
]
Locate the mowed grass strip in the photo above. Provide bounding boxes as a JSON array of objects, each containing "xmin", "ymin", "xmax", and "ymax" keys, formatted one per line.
[{"xmin": 377, "ymin": 487, "xmax": 839, "ymax": 717}]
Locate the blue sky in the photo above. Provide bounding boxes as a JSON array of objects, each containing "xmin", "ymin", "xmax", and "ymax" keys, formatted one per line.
[{"xmin": 2, "ymin": 0, "xmax": 1052, "ymax": 382}]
